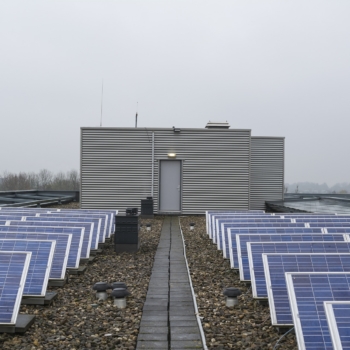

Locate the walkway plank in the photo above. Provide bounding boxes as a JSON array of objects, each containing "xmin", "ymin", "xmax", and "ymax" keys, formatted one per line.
[{"xmin": 136, "ymin": 217, "xmax": 203, "ymax": 350}]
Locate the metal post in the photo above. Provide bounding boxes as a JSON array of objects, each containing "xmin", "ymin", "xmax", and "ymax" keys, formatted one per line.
[{"xmin": 151, "ymin": 132, "xmax": 154, "ymax": 197}]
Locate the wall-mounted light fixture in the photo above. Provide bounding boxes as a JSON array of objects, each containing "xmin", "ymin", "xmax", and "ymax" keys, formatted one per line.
[
  {"xmin": 168, "ymin": 153, "xmax": 176, "ymax": 158},
  {"xmin": 173, "ymin": 127, "xmax": 181, "ymax": 133}
]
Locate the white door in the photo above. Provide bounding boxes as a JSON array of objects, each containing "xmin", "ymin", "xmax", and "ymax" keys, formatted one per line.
[{"xmin": 159, "ymin": 160, "xmax": 181, "ymax": 212}]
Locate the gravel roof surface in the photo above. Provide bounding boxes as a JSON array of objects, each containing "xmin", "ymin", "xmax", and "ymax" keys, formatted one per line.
[
  {"xmin": 0, "ymin": 207, "xmax": 299, "ymax": 349},
  {"xmin": 0, "ymin": 204, "xmax": 163, "ymax": 350},
  {"xmin": 180, "ymin": 216, "xmax": 298, "ymax": 350}
]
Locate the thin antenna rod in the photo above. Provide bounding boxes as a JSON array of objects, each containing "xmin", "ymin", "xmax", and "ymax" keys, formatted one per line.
[
  {"xmin": 100, "ymin": 79, "xmax": 104, "ymax": 127},
  {"xmin": 135, "ymin": 101, "xmax": 138, "ymax": 128}
]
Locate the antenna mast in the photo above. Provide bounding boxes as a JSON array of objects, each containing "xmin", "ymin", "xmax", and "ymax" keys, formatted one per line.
[
  {"xmin": 135, "ymin": 102, "xmax": 138, "ymax": 128},
  {"xmin": 100, "ymin": 79, "xmax": 103, "ymax": 127}
]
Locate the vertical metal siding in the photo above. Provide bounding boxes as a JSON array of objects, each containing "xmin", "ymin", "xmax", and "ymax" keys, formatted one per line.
[
  {"xmin": 249, "ymin": 137, "xmax": 285, "ymax": 210},
  {"xmin": 81, "ymin": 128, "xmax": 251, "ymax": 214},
  {"xmin": 153, "ymin": 129, "xmax": 251, "ymax": 214},
  {"xmin": 81, "ymin": 129, "xmax": 153, "ymax": 211}
]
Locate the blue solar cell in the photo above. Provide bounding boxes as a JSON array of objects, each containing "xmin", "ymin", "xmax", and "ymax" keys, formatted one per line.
[
  {"xmin": 0, "ymin": 209, "xmax": 101, "ymax": 250},
  {"xmin": 56, "ymin": 209, "xmax": 117, "ymax": 238},
  {"xmin": 0, "ymin": 239, "xmax": 55, "ymax": 297},
  {"xmin": 0, "ymin": 228, "xmax": 71, "ymax": 279},
  {"xmin": 3, "ymin": 220, "xmax": 93, "ymax": 259},
  {"xmin": 0, "ymin": 207, "xmax": 118, "ymax": 237},
  {"xmin": 286, "ymin": 272, "xmax": 350, "ymax": 350},
  {"xmin": 213, "ymin": 215, "xmax": 276, "ymax": 241},
  {"xmin": 310, "ymin": 223, "xmax": 350, "ymax": 228},
  {"xmin": 213, "ymin": 216, "xmax": 285, "ymax": 243},
  {"xmin": 324, "ymin": 301, "xmax": 350, "ymax": 350},
  {"xmin": 0, "ymin": 251, "xmax": 31, "ymax": 325},
  {"xmin": 216, "ymin": 216, "xmax": 279, "ymax": 249},
  {"xmin": 24, "ymin": 216, "xmax": 101, "ymax": 250},
  {"xmin": 229, "ymin": 228, "xmax": 324, "ymax": 269},
  {"xmin": 0, "ymin": 215, "xmax": 25, "ymax": 221},
  {"xmin": 296, "ymin": 218, "xmax": 350, "ymax": 223},
  {"xmin": 223, "ymin": 223, "xmax": 307, "ymax": 260},
  {"xmin": 247, "ymin": 240, "xmax": 350, "ymax": 298},
  {"xmin": 207, "ymin": 211, "xmax": 266, "ymax": 238},
  {"xmin": 281, "ymin": 213, "xmax": 337, "ymax": 218},
  {"xmin": 263, "ymin": 253, "xmax": 350, "ymax": 327},
  {"xmin": 38, "ymin": 213, "xmax": 108, "ymax": 244},
  {"xmin": 325, "ymin": 226, "xmax": 350, "ymax": 231}
]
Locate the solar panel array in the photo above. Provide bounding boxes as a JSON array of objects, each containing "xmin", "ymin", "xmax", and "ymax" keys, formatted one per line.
[
  {"xmin": 287, "ymin": 272, "xmax": 350, "ymax": 350},
  {"xmin": 240, "ymin": 233, "xmax": 349, "ymax": 282},
  {"xmin": 0, "ymin": 251, "xmax": 31, "ymax": 325},
  {"xmin": 0, "ymin": 239, "xmax": 55, "ymax": 297},
  {"xmin": 1, "ymin": 220, "xmax": 93, "ymax": 259},
  {"xmin": 324, "ymin": 301, "xmax": 350, "ymax": 350},
  {"xmin": 263, "ymin": 253, "xmax": 350, "ymax": 326},
  {"xmin": 0, "ymin": 230, "xmax": 71, "ymax": 279},
  {"xmin": 0, "ymin": 206, "xmax": 118, "ymax": 329},
  {"xmin": 204, "ymin": 210, "xmax": 350, "ymax": 350},
  {"xmin": 230, "ymin": 227, "xmax": 325, "ymax": 269}
]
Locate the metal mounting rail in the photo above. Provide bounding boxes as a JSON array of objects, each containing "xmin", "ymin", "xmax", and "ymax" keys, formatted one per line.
[{"xmin": 0, "ymin": 190, "xmax": 79, "ymax": 207}]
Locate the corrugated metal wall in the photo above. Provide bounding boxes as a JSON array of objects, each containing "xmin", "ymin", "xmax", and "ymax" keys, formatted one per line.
[
  {"xmin": 81, "ymin": 128, "xmax": 251, "ymax": 214},
  {"xmin": 81, "ymin": 129, "xmax": 153, "ymax": 210},
  {"xmin": 153, "ymin": 129, "xmax": 251, "ymax": 214},
  {"xmin": 249, "ymin": 137, "xmax": 285, "ymax": 210}
]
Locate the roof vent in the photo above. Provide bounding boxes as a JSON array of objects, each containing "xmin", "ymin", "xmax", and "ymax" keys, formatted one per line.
[{"xmin": 205, "ymin": 121, "xmax": 230, "ymax": 129}]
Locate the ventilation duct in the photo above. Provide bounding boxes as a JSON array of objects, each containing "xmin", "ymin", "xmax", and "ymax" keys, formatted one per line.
[{"xmin": 205, "ymin": 121, "xmax": 230, "ymax": 129}]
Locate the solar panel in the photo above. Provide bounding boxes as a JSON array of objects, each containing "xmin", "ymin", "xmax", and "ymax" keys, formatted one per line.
[
  {"xmin": 0, "ymin": 251, "xmax": 31, "ymax": 325},
  {"xmin": 0, "ymin": 239, "xmax": 55, "ymax": 297},
  {"xmin": 216, "ymin": 216, "xmax": 281, "ymax": 249},
  {"xmin": 280, "ymin": 214, "xmax": 338, "ymax": 217},
  {"xmin": 286, "ymin": 272, "xmax": 350, "ymax": 350},
  {"xmin": 229, "ymin": 227, "xmax": 323, "ymax": 269},
  {"xmin": 211, "ymin": 214, "xmax": 278, "ymax": 243},
  {"xmin": 56, "ymin": 209, "xmax": 117, "ymax": 237},
  {"xmin": 0, "ymin": 215, "xmax": 25, "ymax": 221},
  {"xmin": 214, "ymin": 215, "xmax": 276, "ymax": 240},
  {"xmin": 3, "ymin": 220, "xmax": 93, "ymax": 259},
  {"xmin": 244, "ymin": 233, "xmax": 350, "ymax": 284},
  {"xmin": 0, "ymin": 211, "xmax": 101, "ymax": 250},
  {"xmin": 37, "ymin": 213, "xmax": 107, "ymax": 244},
  {"xmin": 247, "ymin": 241, "xmax": 350, "ymax": 298},
  {"xmin": 324, "ymin": 301, "xmax": 350, "ymax": 350},
  {"xmin": 310, "ymin": 223, "xmax": 350, "ymax": 228},
  {"xmin": 213, "ymin": 218, "xmax": 292, "ymax": 244},
  {"xmin": 325, "ymin": 227, "xmax": 350, "ymax": 232},
  {"xmin": 0, "ymin": 207, "xmax": 116, "ymax": 238},
  {"xmin": 207, "ymin": 212, "xmax": 267, "ymax": 238},
  {"xmin": 0, "ymin": 228, "xmax": 71, "ymax": 279},
  {"xmin": 23, "ymin": 216, "xmax": 101, "ymax": 250},
  {"xmin": 263, "ymin": 253, "xmax": 350, "ymax": 327},
  {"xmin": 0, "ymin": 208, "xmax": 117, "ymax": 237},
  {"xmin": 296, "ymin": 218, "xmax": 350, "ymax": 223},
  {"xmin": 222, "ymin": 222, "xmax": 307, "ymax": 257}
]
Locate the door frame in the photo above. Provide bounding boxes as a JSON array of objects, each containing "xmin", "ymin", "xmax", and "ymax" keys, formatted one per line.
[{"xmin": 158, "ymin": 159, "xmax": 183, "ymax": 214}]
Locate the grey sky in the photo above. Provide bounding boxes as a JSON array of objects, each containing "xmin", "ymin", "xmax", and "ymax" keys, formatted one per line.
[{"xmin": 1, "ymin": 0, "xmax": 349, "ymax": 185}]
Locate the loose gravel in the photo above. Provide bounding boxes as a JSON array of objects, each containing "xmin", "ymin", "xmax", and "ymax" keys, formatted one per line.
[
  {"xmin": 0, "ymin": 204, "xmax": 163, "ymax": 350},
  {"xmin": 0, "ymin": 207, "xmax": 298, "ymax": 349},
  {"xmin": 180, "ymin": 216, "xmax": 298, "ymax": 350}
]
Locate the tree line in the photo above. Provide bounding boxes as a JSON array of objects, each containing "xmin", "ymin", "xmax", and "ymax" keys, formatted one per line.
[
  {"xmin": 0, "ymin": 169, "xmax": 80, "ymax": 191},
  {"xmin": 285, "ymin": 182, "xmax": 350, "ymax": 194}
]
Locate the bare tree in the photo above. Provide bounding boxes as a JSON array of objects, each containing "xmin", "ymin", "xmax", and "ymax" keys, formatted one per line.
[
  {"xmin": 0, "ymin": 170, "xmax": 80, "ymax": 191},
  {"xmin": 37, "ymin": 169, "xmax": 53, "ymax": 190}
]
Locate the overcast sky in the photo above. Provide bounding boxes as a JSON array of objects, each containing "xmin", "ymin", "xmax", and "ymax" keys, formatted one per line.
[{"xmin": 1, "ymin": 0, "xmax": 349, "ymax": 185}]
